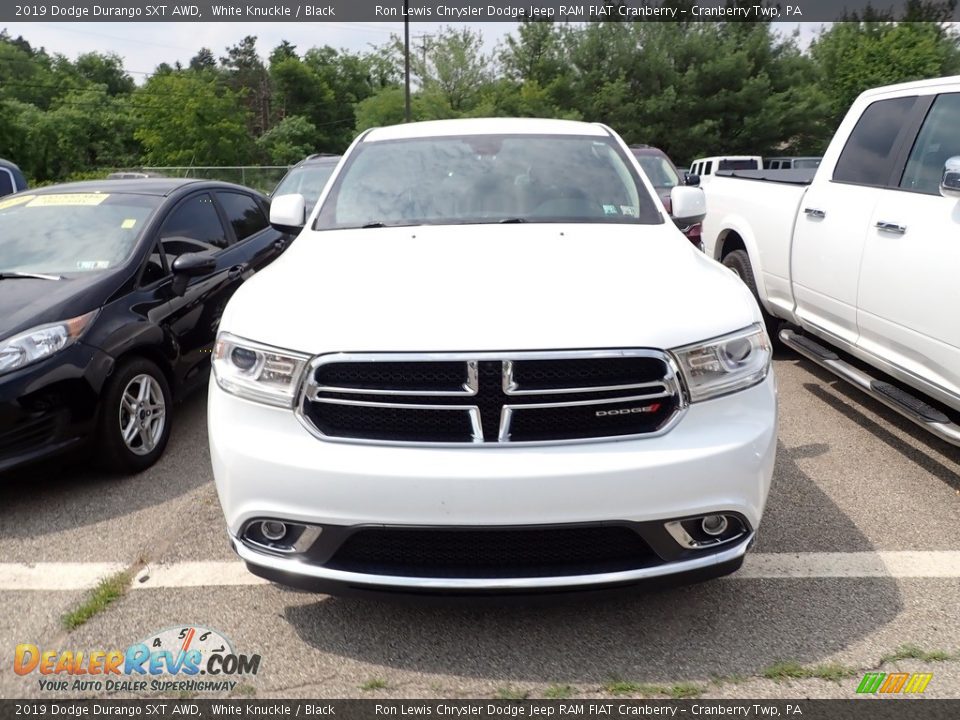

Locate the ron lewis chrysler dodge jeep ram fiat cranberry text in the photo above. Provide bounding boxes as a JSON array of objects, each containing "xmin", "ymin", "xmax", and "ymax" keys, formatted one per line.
[{"xmin": 208, "ymin": 118, "xmax": 778, "ymax": 595}]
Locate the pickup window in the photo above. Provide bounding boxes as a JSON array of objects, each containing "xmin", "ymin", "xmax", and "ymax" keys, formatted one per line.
[
  {"xmin": 900, "ymin": 93, "xmax": 960, "ymax": 195},
  {"xmin": 833, "ymin": 96, "xmax": 917, "ymax": 187}
]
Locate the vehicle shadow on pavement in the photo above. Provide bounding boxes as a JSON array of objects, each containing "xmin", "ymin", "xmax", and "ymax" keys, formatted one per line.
[
  {"xmin": 283, "ymin": 441, "xmax": 900, "ymax": 684},
  {"xmin": 0, "ymin": 392, "xmax": 211, "ymax": 539},
  {"xmin": 791, "ymin": 358, "xmax": 960, "ymax": 492}
]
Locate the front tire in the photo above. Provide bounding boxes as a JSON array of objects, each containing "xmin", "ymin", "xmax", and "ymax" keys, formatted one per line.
[
  {"xmin": 722, "ymin": 249, "xmax": 781, "ymax": 345},
  {"xmin": 96, "ymin": 357, "xmax": 172, "ymax": 474}
]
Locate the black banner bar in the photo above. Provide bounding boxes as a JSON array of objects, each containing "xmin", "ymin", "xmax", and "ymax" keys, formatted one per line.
[
  {"xmin": 3, "ymin": 1, "xmax": 960, "ymax": 24},
  {"xmin": 1, "ymin": 700, "xmax": 958, "ymax": 720}
]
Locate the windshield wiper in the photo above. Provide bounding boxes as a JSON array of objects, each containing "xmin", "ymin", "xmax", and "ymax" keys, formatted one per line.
[
  {"xmin": 361, "ymin": 221, "xmax": 388, "ymax": 229},
  {"xmin": 498, "ymin": 217, "xmax": 528, "ymax": 224},
  {"xmin": 0, "ymin": 271, "xmax": 63, "ymax": 281}
]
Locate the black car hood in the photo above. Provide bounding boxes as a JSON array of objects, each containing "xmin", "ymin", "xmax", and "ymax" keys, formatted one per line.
[{"xmin": 0, "ymin": 272, "xmax": 120, "ymax": 341}]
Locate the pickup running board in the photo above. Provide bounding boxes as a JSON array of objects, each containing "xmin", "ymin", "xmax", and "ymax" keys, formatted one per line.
[{"xmin": 780, "ymin": 328, "xmax": 960, "ymax": 447}]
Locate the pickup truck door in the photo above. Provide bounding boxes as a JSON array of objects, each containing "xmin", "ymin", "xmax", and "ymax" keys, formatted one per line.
[
  {"xmin": 790, "ymin": 95, "xmax": 921, "ymax": 346},
  {"xmin": 857, "ymin": 92, "xmax": 960, "ymax": 405}
]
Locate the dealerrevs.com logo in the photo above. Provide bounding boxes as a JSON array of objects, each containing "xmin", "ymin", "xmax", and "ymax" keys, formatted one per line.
[{"xmin": 14, "ymin": 626, "xmax": 260, "ymax": 694}]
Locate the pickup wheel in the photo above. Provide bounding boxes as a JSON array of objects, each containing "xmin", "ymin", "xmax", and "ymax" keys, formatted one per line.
[
  {"xmin": 722, "ymin": 249, "xmax": 782, "ymax": 345},
  {"xmin": 96, "ymin": 357, "xmax": 173, "ymax": 474}
]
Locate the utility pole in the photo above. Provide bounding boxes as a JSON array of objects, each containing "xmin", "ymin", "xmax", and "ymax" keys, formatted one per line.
[{"xmin": 403, "ymin": 1, "xmax": 411, "ymax": 123}]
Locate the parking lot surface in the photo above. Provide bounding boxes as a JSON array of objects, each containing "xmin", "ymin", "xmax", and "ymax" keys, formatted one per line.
[{"xmin": 2, "ymin": 353, "xmax": 958, "ymax": 700}]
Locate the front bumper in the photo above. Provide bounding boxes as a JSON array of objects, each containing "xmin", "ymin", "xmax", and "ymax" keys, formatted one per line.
[
  {"xmin": 209, "ymin": 374, "xmax": 777, "ymax": 592},
  {"xmin": 0, "ymin": 342, "xmax": 113, "ymax": 474}
]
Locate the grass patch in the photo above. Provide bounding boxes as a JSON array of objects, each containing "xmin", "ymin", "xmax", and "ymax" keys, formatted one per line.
[
  {"xmin": 763, "ymin": 660, "xmax": 857, "ymax": 683},
  {"xmin": 668, "ymin": 683, "xmax": 704, "ymax": 699},
  {"xmin": 360, "ymin": 678, "xmax": 388, "ymax": 691},
  {"xmin": 603, "ymin": 680, "xmax": 643, "ymax": 696},
  {"xmin": 61, "ymin": 570, "xmax": 131, "ymax": 630},
  {"xmin": 881, "ymin": 645, "xmax": 954, "ymax": 665},
  {"xmin": 543, "ymin": 684, "xmax": 575, "ymax": 699},
  {"xmin": 496, "ymin": 687, "xmax": 529, "ymax": 700}
]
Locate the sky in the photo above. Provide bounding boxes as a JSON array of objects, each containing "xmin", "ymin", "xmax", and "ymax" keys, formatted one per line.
[
  {"xmin": 1, "ymin": 21, "xmax": 822, "ymax": 79},
  {"xmin": 1, "ymin": 22, "xmax": 515, "ymax": 77}
]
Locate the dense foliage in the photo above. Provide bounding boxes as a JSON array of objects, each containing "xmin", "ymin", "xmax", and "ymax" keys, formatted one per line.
[{"xmin": 2, "ymin": 9, "xmax": 959, "ymax": 183}]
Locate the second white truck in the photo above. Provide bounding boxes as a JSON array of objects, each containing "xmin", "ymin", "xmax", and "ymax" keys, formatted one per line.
[{"xmin": 703, "ymin": 75, "xmax": 960, "ymax": 445}]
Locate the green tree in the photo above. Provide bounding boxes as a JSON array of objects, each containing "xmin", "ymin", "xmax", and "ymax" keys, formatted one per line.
[
  {"xmin": 134, "ymin": 73, "xmax": 251, "ymax": 165},
  {"xmin": 256, "ymin": 115, "xmax": 318, "ymax": 164}
]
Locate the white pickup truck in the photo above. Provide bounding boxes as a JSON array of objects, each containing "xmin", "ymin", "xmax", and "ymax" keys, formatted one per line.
[{"xmin": 703, "ymin": 76, "xmax": 960, "ymax": 445}]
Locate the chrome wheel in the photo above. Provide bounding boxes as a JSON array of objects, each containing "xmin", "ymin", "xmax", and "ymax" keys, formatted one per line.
[{"xmin": 118, "ymin": 373, "xmax": 166, "ymax": 456}]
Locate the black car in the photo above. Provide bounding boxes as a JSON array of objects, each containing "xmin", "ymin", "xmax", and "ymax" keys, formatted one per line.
[
  {"xmin": 0, "ymin": 179, "xmax": 290, "ymax": 474},
  {"xmin": 0, "ymin": 159, "xmax": 28, "ymax": 198},
  {"xmin": 271, "ymin": 153, "xmax": 340, "ymax": 217}
]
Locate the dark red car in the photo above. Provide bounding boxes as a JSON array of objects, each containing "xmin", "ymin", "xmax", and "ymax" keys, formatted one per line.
[{"xmin": 630, "ymin": 145, "xmax": 703, "ymax": 249}]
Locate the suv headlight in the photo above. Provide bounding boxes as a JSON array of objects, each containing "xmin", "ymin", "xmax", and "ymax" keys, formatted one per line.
[
  {"xmin": 0, "ymin": 310, "xmax": 98, "ymax": 376},
  {"xmin": 212, "ymin": 332, "xmax": 310, "ymax": 408},
  {"xmin": 670, "ymin": 324, "xmax": 771, "ymax": 402}
]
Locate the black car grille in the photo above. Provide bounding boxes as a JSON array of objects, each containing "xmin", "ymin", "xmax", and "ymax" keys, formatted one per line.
[
  {"xmin": 325, "ymin": 525, "xmax": 661, "ymax": 578},
  {"xmin": 300, "ymin": 351, "xmax": 684, "ymax": 445},
  {"xmin": 0, "ymin": 414, "xmax": 60, "ymax": 460}
]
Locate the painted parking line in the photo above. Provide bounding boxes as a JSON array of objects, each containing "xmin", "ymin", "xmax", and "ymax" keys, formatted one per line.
[{"xmin": 1, "ymin": 552, "xmax": 959, "ymax": 591}]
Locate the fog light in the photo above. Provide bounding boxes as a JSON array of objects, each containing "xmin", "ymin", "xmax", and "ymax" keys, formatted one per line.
[
  {"xmin": 701, "ymin": 514, "xmax": 728, "ymax": 537},
  {"xmin": 261, "ymin": 521, "xmax": 287, "ymax": 541}
]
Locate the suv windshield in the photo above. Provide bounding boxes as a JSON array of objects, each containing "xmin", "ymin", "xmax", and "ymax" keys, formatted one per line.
[
  {"xmin": 0, "ymin": 193, "xmax": 159, "ymax": 275},
  {"xmin": 316, "ymin": 134, "xmax": 661, "ymax": 229},
  {"xmin": 635, "ymin": 155, "xmax": 681, "ymax": 189},
  {"xmin": 273, "ymin": 162, "xmax": 338, "ymax": 212}
]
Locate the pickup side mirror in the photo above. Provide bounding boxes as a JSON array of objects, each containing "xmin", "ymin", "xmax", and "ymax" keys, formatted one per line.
[
  {"xmin": 170, "ymin": 251, "xmax": 217, "ymax": 297},
  {"xmin": 670, "ymin": 186, "xmax": 706, "ymax": 226},
  {"xmin": 683, "ymin": 172, "xmax": 701, "ymax": 187},
  {"xmin": 941, "ymin": 156, "xmax": 960, "ymax": 199},
  {"xmin": 270, "ymin": 193, "xmax": 307, "ymax": 234}
]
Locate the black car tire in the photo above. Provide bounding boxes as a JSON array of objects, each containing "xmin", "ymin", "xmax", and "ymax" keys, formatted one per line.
[
  {"xmin": 96, "ymin": 357, "xmax": 172, "ymax": 474},
  {"xmin": 722, "ymin": 249, "xmax": 782, "ymax": 346}
]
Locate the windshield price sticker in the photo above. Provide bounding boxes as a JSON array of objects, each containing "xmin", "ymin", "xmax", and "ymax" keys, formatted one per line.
[{"xmin": 26, "ymin": 194, "xmax": 110, "ymax": 207}]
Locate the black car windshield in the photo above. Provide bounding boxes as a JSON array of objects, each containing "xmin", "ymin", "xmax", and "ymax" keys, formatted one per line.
[
  {"xmin": 0, "ymin": 192, "xmax": 159, "ymax": 275},
  {"xmin": 273, "ymin": 162, "xmax": 338, "ymax": 212},
  {"xmin": 316, "ymin": 134, "xmax": 662, "ymax": 229},
  {"xmin": 635, "ymin": 155, "xmax": 681, "ymax": 189}
]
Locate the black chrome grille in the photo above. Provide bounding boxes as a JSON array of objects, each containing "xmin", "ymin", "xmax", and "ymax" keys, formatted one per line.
[
  {"xmin": 326, "ymin": 525, "xmax": 660, "ymax": 578},
  {"xmin": 299, "ymin": 351, "xmax": 684, "ymax": 445}
]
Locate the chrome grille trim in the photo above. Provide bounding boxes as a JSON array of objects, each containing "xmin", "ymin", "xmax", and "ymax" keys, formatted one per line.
[{"xmin": 296, "ymin": 350, "xmax": 688, "ymax": 447}]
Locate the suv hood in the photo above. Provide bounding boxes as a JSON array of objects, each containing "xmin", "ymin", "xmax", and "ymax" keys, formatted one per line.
[{"xmin": 220, "ymin": 223, "xmax": 760, "ymax": 353}]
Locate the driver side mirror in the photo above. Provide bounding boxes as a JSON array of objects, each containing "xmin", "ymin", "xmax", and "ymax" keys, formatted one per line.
[
  {"xmin": 269, "ymin": 193, "xmax": 307, "ymax": 234},
  {"xmin": 170, "ymin": 251, "xmax": 216, "ymax": 297},
  {"xmin": 683, "ymin": 172, "xmax": 701, "ymax": 188},
  {"xmin": 941, "ymin": 156, "xmax": 960, "ymax": 199},
  {"xmin": 670, "ymin": 186, "xmax": 706, "ymax": 226}
]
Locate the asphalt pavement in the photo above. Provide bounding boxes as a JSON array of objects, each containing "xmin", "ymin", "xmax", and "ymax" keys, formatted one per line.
[{"xmin": 1, "ymin": 352, "xmax": 958, "ymax": 700}]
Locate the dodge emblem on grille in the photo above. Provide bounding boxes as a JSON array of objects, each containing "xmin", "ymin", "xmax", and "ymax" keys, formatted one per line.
[{"xmin": 596, "ymin": 404, "xmax": 661, "ymax": 417}]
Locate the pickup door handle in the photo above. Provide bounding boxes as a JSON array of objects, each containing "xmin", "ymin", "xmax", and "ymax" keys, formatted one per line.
[
  {"xmin": 804, "ymin": 208, "xmax": 826, "ymax": 219},
  {"xmin": 876, "ymin": 221, "xmax": 907, "ymax": 235},
  {"xmin": 227, "ymin": 263, "xmax": 248, "ymax": 279}
]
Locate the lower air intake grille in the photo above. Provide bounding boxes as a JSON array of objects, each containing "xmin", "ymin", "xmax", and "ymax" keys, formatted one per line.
[{"xmin": 325, "ymin": 525, "xmax": 660, "ymax": 578}]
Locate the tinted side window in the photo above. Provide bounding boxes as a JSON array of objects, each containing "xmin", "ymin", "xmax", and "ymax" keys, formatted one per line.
[
  {"xmin": 705, "ymin": 161, "xmax": 713, "ymax": 175},
  {"xmin": 217, "ymin": 192, "xmax": 268, "ymax": 242},
  {"xmin": 159, "ymin": 193, "xmax": 228, "ymax": 251},
  {"xmin": 900, "ymin": 93, "xmax": 960, "ymax": 195},
  {"xmin": 0, "ymin": 171, "xmax": 13, "ymax": 196},
  {"xmin": 833, "ymin": 96, "xmax": 917, "ymax": 186}
]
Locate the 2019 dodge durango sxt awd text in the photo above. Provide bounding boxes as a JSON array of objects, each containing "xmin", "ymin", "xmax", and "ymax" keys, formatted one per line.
[{"xmin": 208, "ymin": 118, "xmax": 778, "ymax": 595}]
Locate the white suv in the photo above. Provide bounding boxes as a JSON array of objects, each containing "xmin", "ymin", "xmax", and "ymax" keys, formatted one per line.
[{"xmin": 208, "ymin": 118, "xmax": 777, "ymax": 596}]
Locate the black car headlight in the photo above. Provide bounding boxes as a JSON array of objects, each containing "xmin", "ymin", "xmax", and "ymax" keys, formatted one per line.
[{"xmin": 0, "ymin": 310, "xmax": 98, "ymax": 376}]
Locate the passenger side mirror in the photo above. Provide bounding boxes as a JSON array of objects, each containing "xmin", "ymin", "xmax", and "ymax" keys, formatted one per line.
[
  {"xmin": 941, "ymin": 156, "xmax": 960, "ymax": 199},
  {"xmin": 670, "ymin": 186, "xmax": 706, "ymax": 226},
  {"xmin": 684, "ymin": 173, "xmax": 700, "ymax": 188},
  {"xmin": 170, "ymin": 251, "xmax": 217, "ymax": 297},
  {"xmin": 269, "ymin": 193, "xmax": 306, "ymax": 234}
]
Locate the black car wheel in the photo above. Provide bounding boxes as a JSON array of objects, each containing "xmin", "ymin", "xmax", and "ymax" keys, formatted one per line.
[
  {"xmin": 97, "ymin": 357, "xmax": 172, "ymax": 473},
  {"xmin": 722, "ymin": 249, "xmax": 782, "ymax": 345}
]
